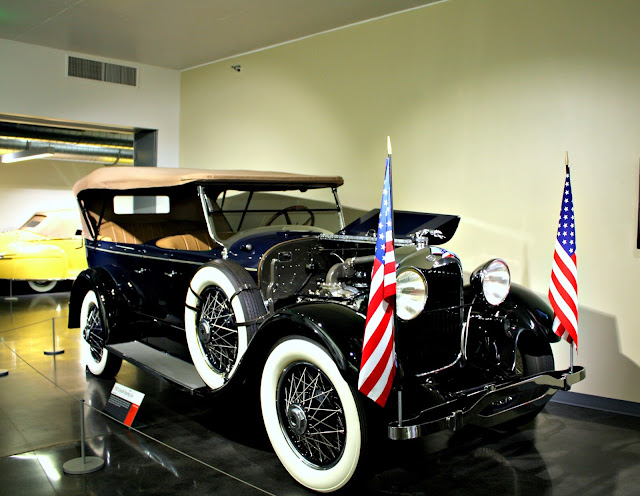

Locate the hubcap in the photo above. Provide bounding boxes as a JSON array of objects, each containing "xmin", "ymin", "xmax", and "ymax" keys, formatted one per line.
[
  {"xmin": 277, "ymin": 361, "xmax": 346, "ymax": 468},
  {"xmin": 198, "ymin": 320, "xmax": 211, "ymax": 344},
  {"xmin": 286, "ymin": 404, "xmax": 308, "ymax": 436}
]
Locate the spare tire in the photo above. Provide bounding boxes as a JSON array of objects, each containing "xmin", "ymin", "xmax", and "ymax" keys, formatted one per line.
[{"xmin": 185, "ymin": 260, "xmax": 266, "ymax": 390}]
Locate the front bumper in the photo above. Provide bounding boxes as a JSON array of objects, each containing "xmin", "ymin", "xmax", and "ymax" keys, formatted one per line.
[{"xmin": 388, "ymin": 365, "xmax": 586, "ymax": 440}]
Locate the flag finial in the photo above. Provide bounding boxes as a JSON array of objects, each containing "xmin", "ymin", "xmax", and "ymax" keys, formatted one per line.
[
  {"xmin": 565, "ymin": 151, "xmax": 569, "ymax": 167},
  {"xmin": 387, "ymin": 136, "xmax": 392, "ymax": 156}
]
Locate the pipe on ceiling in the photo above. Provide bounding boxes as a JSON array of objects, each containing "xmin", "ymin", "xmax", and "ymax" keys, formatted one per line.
[{"xmin": 0, "ymin": 122, "xmax": 134, "ymax": 165}]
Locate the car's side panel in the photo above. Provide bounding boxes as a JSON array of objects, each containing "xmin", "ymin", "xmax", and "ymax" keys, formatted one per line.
[{"xmin": 86, "ymin": 241, "xmax": 220, "ymax": 326}]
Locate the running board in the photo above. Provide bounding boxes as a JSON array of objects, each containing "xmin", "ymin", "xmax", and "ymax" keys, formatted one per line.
[{"xmin": 108, "ymin": 341, "xmax": 209, "ymax": 394}]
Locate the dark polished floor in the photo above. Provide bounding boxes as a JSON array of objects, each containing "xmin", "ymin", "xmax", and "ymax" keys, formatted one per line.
[{"xmin": 1, "ymin": 291, "xmax": 639, "ymax": 495}]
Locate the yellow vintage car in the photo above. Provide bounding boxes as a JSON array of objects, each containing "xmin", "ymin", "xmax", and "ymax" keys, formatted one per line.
[{"xmin": 0, "ymin": 209, "xmax": 87, "ymax": 292}]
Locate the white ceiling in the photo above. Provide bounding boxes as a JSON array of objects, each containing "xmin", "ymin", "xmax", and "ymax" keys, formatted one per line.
[{"xmin": 0, "ymin": 0, "xmax": 441, "ymax": 70}]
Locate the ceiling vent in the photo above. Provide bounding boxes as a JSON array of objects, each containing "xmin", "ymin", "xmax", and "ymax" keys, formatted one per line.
[{"xmin": 68, "ymin": 56, "xmax": 137, "ymax": 87}]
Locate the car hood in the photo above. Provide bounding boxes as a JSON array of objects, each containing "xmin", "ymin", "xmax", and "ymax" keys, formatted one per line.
[
  {"xmin": 341, "ymin": 210, "xmax": 460, "ymax": 245},
  {"xmin": 0, "ymin": 230, "xmax": 44, "ymax": 252}
]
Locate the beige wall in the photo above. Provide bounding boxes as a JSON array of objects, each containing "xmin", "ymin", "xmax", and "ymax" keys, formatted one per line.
[{"xmin": 181, "ymin": 0, "xmax": 640, "ymax": 403}]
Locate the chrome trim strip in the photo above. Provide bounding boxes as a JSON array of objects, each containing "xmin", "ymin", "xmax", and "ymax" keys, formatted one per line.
[
  {"xmin": 415, "ymin": 352, "xmax": 462, "ymax": 378},
  {"xmin": 319, "ymin": 233, "xmax": 413, "ymax": 246},
  {"xmin": 91, "ymin": 246, "xmax": 203, "ymax": 266},
  {"xmin": 89, "ymin": 245, "xmax": 259, "ymax": 271}
]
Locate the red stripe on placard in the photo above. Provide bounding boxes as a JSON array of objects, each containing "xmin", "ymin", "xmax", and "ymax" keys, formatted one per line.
[{"xmin": 124, "ymin": 403, "xmax": 140, "ymax": 427}]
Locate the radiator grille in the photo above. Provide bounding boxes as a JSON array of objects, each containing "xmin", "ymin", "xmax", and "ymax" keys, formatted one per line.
[
  {"xmin": 68, "ymin": 56, "xmax": 137, "ymax": 87},
  {"xmin": 421, "ymin": 263, "xmax": 464, "ymax": 337},
  {"xmin": 397, "ymin": 260, "xmax": 464, "ymax": 375}
]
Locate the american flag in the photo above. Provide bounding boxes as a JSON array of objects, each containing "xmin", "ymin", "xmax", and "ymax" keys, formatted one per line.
[
  {"xmin": 358, "ymin": 153, "xmax": 396, "ymax": 407},
  {"xmin": 548, "ymin": 164, "xmax": 578, "ymax": 349}
]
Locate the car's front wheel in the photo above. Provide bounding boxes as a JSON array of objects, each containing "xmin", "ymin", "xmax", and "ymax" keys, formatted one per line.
[
  {"xmin": 260, "ymin": 337, "xmax": 367, "ymax": 493},
  {"xmin": 80, "ymin": 290, "xmax": 122, "ymax": 377}
]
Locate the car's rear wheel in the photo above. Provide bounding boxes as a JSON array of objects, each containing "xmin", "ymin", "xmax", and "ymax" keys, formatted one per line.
[
  {"xmin": 261, "ymin": 337, "xmax": 367, "ymax": 493},
  {"xmin": 185, "ymin": 260, "xmax": 266, "ymax": 390},
  {"xmin": 80, "ymin": 290, "xmax": 122, "ymax": 377},
  {"xmin": 28, "ymin": 280, "xmax": 57, "ymax": 293}
]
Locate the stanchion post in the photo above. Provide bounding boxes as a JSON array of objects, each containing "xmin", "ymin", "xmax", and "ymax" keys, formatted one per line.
[
  {"xmin": 0, "ymin": 336, "xmax": 7, "ymax": 376},
  {"xmin": 44, "ymin": 317, "xmax": 64, "ymax": 355},
  {"xmin": 63, "ymin": 399, "xmax": 104, "ymax": 475},
  {"xmin": 5, "ymin": 280, "xmax": 17, "ymax": 302}
]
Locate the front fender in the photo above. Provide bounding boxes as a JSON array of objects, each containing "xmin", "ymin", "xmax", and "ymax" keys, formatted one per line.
[
  {"xmin": 240, "ymin": 302, "xmax": 365, "ymax": 386},
  {"xmin": 465, "ymin": 282, "xmax": 559, "ymax": 357},
  {"xmin": 504, "ymin": 283, "xmax": 560, "ymax": 351}
]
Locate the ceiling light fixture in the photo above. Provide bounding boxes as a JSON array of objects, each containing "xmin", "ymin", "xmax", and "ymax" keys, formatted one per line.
[{"xmin": 1, "ymin": 146, "xmax": 54, "ymax": 163}]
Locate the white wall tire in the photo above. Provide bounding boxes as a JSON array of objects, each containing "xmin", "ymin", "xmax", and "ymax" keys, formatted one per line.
[
  {"xmin": 80, "ymin": 290, "xmax": 121, "ymax": 377},
  {"xmin": 260, "ymin": 337, "xmax": 366, "ymax": 493},
  {"xmin": 185, "ymin": 260, "xmax": 265, "ymax": 391},
  {"xmin": 28, "ymin": 280, "xmax": 57, "ymax": 293}
]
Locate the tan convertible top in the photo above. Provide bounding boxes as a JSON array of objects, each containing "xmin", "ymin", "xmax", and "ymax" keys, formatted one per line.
[{"xmin": 73, "ymin": 166, "xmax": 344, "ymax": 196}]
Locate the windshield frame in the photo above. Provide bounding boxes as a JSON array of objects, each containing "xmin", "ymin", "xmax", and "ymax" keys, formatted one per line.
[{"xmin": 198, "ymin": 185, "xmax": 345, "ymax": 247}]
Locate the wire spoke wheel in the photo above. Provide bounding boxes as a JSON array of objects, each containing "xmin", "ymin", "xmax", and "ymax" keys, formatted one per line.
[
  {"xmin": 277, "ymin": 361, "xmax": 346, "ymax": 468},
  {"xmin": 80, "ymin": 290, "xmax": 121, "ymax": 377},
  {"xmin": 261, "ymin": 337, "xmax": 366, "ymax": 492},
  {"xmin": 197, "ymin": 286, "xmax": 239, "ymax": 374},
  {"xmin": 84, "ymin": 303, "xmax": 105, "ymax": 363},
  {"xmin": 186, "ymin": 260, "xmax": 266, "ymax": 391}
]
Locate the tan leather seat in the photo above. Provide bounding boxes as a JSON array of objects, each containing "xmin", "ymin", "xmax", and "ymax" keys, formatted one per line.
[{"xmin": 155, "ymin": 231, "xmax": 216, "ymax": 251}]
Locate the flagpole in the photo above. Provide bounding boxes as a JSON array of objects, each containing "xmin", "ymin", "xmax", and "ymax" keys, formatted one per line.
[
  {"xmin": 566, "ymin": 150, "xmax": 575, "ymax": 373},
  {"xmin": 358, "ymin": 136, "xmax": 398, "ymax": 408},
  {"xmin": 387, "ymin": 136, "xmax": 404, "ymax": 425},
  {"xmin": 570, "ymin": 344, "xmax": 574, "ymax": 373}
]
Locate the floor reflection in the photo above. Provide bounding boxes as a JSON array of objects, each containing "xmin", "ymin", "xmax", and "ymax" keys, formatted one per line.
[
  {"xmin": 0, "ymin": 291, "xmax": 69, "ymax": 334},
  {"xmin": 0, "ymin": 292, "xmax": 639, "ymax": 496}
]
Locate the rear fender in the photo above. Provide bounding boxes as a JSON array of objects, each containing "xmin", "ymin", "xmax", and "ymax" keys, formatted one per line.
[{"xmin": 68, "ymin": 267, "xmax": 133, "ymax": 343}]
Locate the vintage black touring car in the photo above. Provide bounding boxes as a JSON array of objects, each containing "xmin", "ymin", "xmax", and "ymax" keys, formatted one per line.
[{"xmin": 68, "ymin": 166, "xmax": 584, "ymax": 492}]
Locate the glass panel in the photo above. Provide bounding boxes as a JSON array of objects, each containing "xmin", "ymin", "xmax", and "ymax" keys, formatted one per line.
[
  {"xmin": 113, "ymin": 195, "xmax": 170, "ymax": 214},
  {"xmin": 212, "ymin": 190, "xmax": 341, "ymax": 234}
]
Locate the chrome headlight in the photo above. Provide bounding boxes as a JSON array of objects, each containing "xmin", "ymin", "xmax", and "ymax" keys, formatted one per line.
[
  {"xmin": 471, "ymin": 259, "xmax": 511, "ymax": 305},
  {"xmin": 396, "ymin": 269, "xmax": 427, "ymax": 320}
]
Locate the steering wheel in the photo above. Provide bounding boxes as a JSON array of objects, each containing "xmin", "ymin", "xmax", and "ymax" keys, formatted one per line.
[{"xmin": 266, "ymin": 205, "xmax": 315, "ymax": 226}]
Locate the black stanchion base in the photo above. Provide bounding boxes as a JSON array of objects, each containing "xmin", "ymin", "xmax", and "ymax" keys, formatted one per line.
[{"xmin": 44, "ymin": 349, "xmax": 65, "ymax": 356}]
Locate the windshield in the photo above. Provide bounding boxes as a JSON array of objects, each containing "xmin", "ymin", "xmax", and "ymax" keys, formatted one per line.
[{"xmin": 205, "ymin": 188, "xmax": 343, "ymax": 242}]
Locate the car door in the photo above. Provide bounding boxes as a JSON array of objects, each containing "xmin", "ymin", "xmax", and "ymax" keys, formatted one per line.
[{"xmin": 135, "ymin": 244, "xmax": 223, "ymax": 328}]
